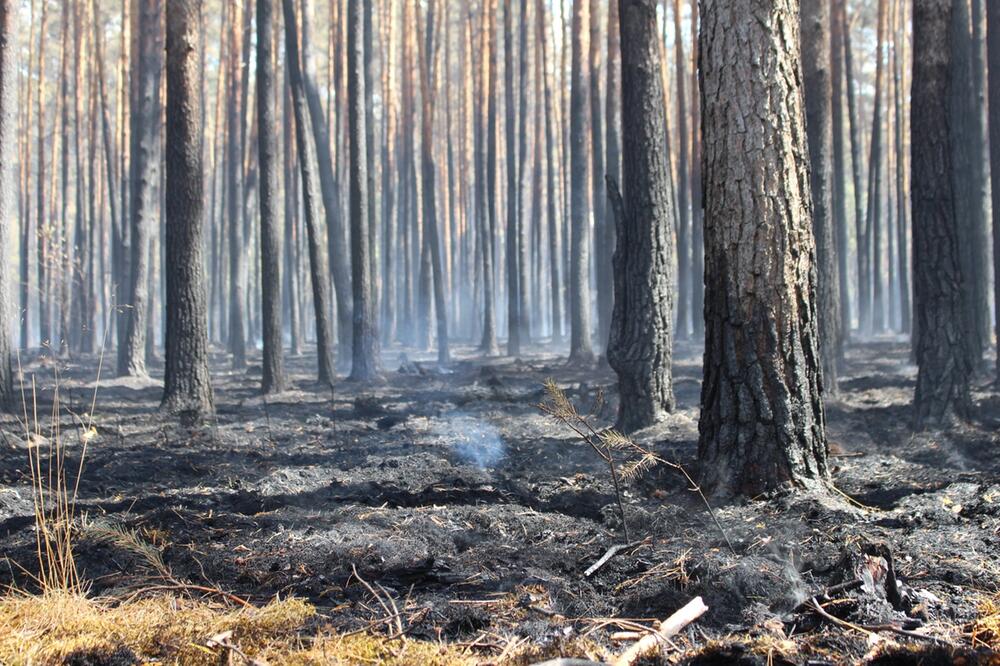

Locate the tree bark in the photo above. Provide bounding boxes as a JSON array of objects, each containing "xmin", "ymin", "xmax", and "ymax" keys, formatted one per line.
[
  {"xmin": 257, "ymin": 0, "xmax": 284, "ymax": 394},
  {"xmin": 802, "ymin": 0, "xmax": 841, "ymax": 395},
  {"xmin": 568, "ymin": 0, "xmax": 594, "ymax": 363},
  {"xmin": 347, "ymin": 0, "xmax": 381, "ymax": 381},
  {"xmin": 0, "ymin": 0, "xmax": 14, "ymax": 411},
  {"xmin": 672, "ymin": 0, "xmax": 691, "ymax": 342},
  {"xmin": 911, "ymin": 0, "xmax": 972, "ymax": 426},
  {"xmin": 988, "ymin": 0, "xmax": 1000, "ymax": 382},
  {"xmin": 281, "ymin": 0, "xmax": 335, "ymax": 386},
  {"xmin": 698, "ymin": 0, "xmax": 829, "ymax": 497},
  {"xmin": 607, "ymin": 0, "xmax": 676, "ymax": 434},
  {"xmin": 504, "ymin": 1, "xmax": 522, "ymax": 356},
  {"xmin": 480, "ymin": 0, "xmax": 500, "ymax": 355},
  {"xmin": 162, "ymin": 0, "xmax": 213, "ymax": 415},
  {"xmin": 121, "ymin": 0, "xmax": 161, "ymax": 377},
  {"xmin": 831, "ymin": 0, "xmax": 852, "ymax": 345},
  {"xmin": 538, "ymin": 0, "xmax": 563, "ymax": 344}
]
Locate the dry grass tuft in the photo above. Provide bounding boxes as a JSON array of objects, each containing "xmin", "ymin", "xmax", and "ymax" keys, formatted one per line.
[
  {"xmin": 0, "ymin": 591, "xmax": 474, "ymax": 665},
  {"xmin": 970, "ymin": 595, "xmax": 1000, "ymax": 651}
]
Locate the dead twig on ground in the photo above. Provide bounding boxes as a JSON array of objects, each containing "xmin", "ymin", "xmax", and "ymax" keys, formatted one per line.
[
  {"xmin": 584, "ymin": 539, "xmax": 649, "ymax": 578},
  {"xmin": 613, "ymin": 596, "xmax": 708, "ymax": 666},
  {"xmin": 807, "ymin": 597, "xmax": 953, "ymax": 646}
]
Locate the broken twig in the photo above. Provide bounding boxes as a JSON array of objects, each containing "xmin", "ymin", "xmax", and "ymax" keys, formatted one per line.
[
  {"xmin": 584, "ymin": 539, "xmax": 648, "ymax": 578},
  {"xmin": 613, "ymin": 596, "xmax": 708, "ymax": 666}
]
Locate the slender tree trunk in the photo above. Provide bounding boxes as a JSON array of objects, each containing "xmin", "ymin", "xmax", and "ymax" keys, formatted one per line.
[
  {"xmin": 0, "ymin": 0, "xmax": 14, "ymax": 410},
  {"xmin": 121, "ymin": 0, "xmax": 160, "ymax": 377},
  {"xmin": 480, "ymin": 0, "xmax": 500, "ymax": 355},
  {"xmin": 538, "ymin": 0, "xmax": 563, "ymax": 344},
  {"xmin": 281, "ymin": 0, "xmax": 334, "ymax": 385},
  {"xmin": 225, "ymin": 1, "xmax": 247, "ymax": 369},
  {"xmin": 607, "ymin": 0, "xmax": 676, "ymax": 433},
  {"xmin": 866, "ymin": 0, "xmax": 887, "ymax": 334},
  {"xmin": 36, "ymin": 0, "xmax": 49, "ymax": 348},
  {"xmin": 831, "ymin": 0, "xmax": 852, "ymax": 345},
  {"xmin": 802, "ymin": 0, "xmax": 841, "ymax": 396},
  {"xmin": 690, "ymin": 0, "xmax": 704, "ymax": 340},
  {"xmin": 843, "ymin": 4, "xmax": 866, "ymax": 336},
  {"xmin": 892, "ymin": 0, "xmax": 911, "ymax": 335},
  {"xmin": 504, "ymin": 1, "xmax": 521, "ymax": 356},
  {"xmin": 162, "ymin": 0, "xmax": 214, "ymax": 415},
  {"xmin": 588, "ymin": 0, "xmax": 607, "ymax": 350},
  {"xmin": 912, "ymin": 0, "xmax": 971, "ymax": 425},
  {"xmin": 988, "ymin": 0, "xmax": 1000, "ymax": 382},
  {"xmin": 257, "ymin": 0, "xmax": 284, "ymax": 394},
  {"xmin": 602, "ymin": 0, "xmax": 620, "ymax": 351},
  {"xmin": 568, "ymin": 0, "xmax": 594, "ymax": 363},
  {"xmin": 949, "ymin": 0, "xmax": 990, "ymax": 369},
  {"xmin": 347, "ymin": 0, "xmax": 381, "ymax": 381},
  {"xmin": 698, "ymin": 0, "xmax": 829, "ymax": 497},
  {"xmin": 672, "ymin": 0, "xmax": 691, "ymax": 342}
]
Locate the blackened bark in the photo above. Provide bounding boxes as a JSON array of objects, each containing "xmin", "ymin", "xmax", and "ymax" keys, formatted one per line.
[
  {"xmin": 698, "ymin": 0, "xmax": 829, "ymax": 497},
  {"xmin": 0, "ymin": 0, "xmax": 14, "ymax": 411},
  {"xmin": 257, "ymin": 0, "xmax": 284, "ymax": 394},
  {"xmin": 162, "ymin": 0, "xmax": 213, "ymax": 416},
  {"xmin": 988, "ymin": 0, "xmax": 1000, "ymax": 382},
  {"xmin": 607, "ymin": 0, "xmax": 676, "ymax": 434},
  {"xmin": 121, "ymin": 0, "xmax": 160, "ymax": 377},
  {"xmin": 801, "ymin": 0, "xmax": 841, "ymax": 395},
  {"xmin": 281, "ymin": 0, "xmax": 335, "ymax": 386},
  {"xmin": 568, "ymin": 0, "xmax": 594, "ymax": 363},
  {"xmin": 912, "ymin": 0, "xmax": 972, "ymax": 426},
  {"xmin": 347, "ymin": 0, "xmax": 381, "ymax": 381}
]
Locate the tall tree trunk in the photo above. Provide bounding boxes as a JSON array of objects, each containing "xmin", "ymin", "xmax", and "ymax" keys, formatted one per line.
[
  {"xmin": 347, "ymin": 0, "xmax": 381, "ymax": 381},
  {"xmin": 607, "ymin": 0, "xmax": 676, "ymax": 433},
  {"xmin": 480, "ymin": 0, "xmax": 500, "ymax": 355},
  {"xmin": 281, "ymin": 0, "xmax": 335, "ymax": 386},
  {"xmin": 257, "ymin": 0, "xmax": 284, "ymax": 394},
  {"xmin": 0, "ymin": 0, "xmax": 14, "ymax": 410},
  {"xmin": 843, "ymin": 3, "xmax": 866, "ymax": 336},
  {"xmin": 672, "ymin": 0, "xmax": 691, "ymax": 342},
  {"xmin": 690, "ymin": 0, "xmax": 704, "ymax": 339},
  {"xmin": 831, "ymin": 0, "xmax": 853, "ymax": 345},
  {"xmin": 568, "ymin": 0, "xmax": 594, "ymax": 364},
  {"xmin": 36, "ymin": 0, "xmax": 49, "ymax": 349},
  {"xmin": 538, "ymin": 0, "xmax": 562, "ymax": 343},
  {"xmin": 802, "ymin": 0, "xmax": 841, "ymax": 395},
  {"xmin": 225, "ymin": 1, "xmax": 247, "ymax": 369},
  {"xmin": 698, "ymin": 0, "xmax": 829, "ymax": 497},
  {"xmin": 892, "ymin": 0, "xmax": 911, "ymax": 334},
  {"xmin": 988, "ymin": 0, "xmax": 1000, "ymax": 382},
  {"xmin": 912, "ymin": 0, "xmax": 971, "ymax": 425},
  {"xmin": 162, "ymin": 0, "xmax": 214, "ymax": 415},
  {"xmin": 504, "ymin": 0, "xmax": 521, "ymax": 356},
  {"xmin": 588, "ymin": 0, "xmax": 607, "ymax": 350},
  {"xmin": 121, "ymin": 0, "xmax": 160, "ymax": 377},
  {"xmin": 603, "ymin": 0, "xmax": 620, "ymax": 351},
  {"xmin": 949, "ymin": 0, "xmax": 990, "ymax": 369},
  {"xmin": 866, "ymin": 0, "xmax": 888, "ymax": 334}
]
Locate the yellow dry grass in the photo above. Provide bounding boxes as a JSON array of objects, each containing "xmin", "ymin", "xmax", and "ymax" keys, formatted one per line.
[{"xmin": 0, "ymin": 591, "xmax": 474, "ymax": 665}]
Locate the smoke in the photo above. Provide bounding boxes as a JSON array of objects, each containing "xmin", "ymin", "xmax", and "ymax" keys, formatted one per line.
[{"xmin": 438, "ymin": 415, "xmax": 506, "ymax": 469}]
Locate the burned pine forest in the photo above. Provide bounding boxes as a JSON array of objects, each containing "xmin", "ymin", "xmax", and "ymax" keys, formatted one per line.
[{"xmin": 2, "ymin": 0, "xmax": 1000, "ymax": 663}]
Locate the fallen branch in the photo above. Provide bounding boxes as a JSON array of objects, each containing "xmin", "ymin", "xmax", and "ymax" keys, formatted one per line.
[
  {"xmin": 613, "ymin": 596, "xmax": 708, "ymax": 666},
  {"xmin": 808, "ymin": 597, "xmax": 952, "ymax": 646},
  {"xmin": 584, "ymin": 539, "xmax": 648, "ymax": 578}
]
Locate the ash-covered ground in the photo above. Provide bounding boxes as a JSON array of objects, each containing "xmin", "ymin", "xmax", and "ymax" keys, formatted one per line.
[{"xmin": 2, "ymin": 340, "xmax": 999, "ymax": 664}]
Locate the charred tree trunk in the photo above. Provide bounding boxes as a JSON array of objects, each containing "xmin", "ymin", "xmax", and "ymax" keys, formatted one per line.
[
  {"xmin": 347, "ymin": 0, "xmax": 381, "ymax": 381},
  {"xmin": 698, "ymin": 0, "xmax": 829, "ymax": 497},
  {"xmin": 281, "ymin": 0, "xmax": 335, "ymax": 386},
  {"xmin": 911, "ymin": 0, "xmax": 971, "ymax": 425},
  {"xmin": 257, "ymin": 0, "xmax": 284, "ymax": 394},
  {"xmin": 607, "ymin": 0, "xmax": 676, "ymax": 433},
  {"xmin": 568, "ymin": 0, "xmax": 594, "ymax": 364},
  {"xmin": 802, "ymin": 0, "xmax": 841, "ymax": 395},
  {"xmin": 162, "ymin": 0, "xmax": 213, "ymax": 415},
  {"xmin": 0, "ymin": 0, "xmax": 14, "ymax": 410}
]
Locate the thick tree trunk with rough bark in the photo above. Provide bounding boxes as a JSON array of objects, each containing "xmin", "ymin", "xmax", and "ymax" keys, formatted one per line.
[
  {"xmin": 568, "ymin": 0, "xmax": 594, "ymax": 364},
  {"xmin": 697, "ymin": 0, "xmax": 829, "ymax": 497},
  {"xmin": 0, "ymin": 0, "xmax": 14, "ymax": 411},
  {"xmin": 801, "ymin": 0, "xmax": 841, "ymax": 395},
  {"xmin": 607, "ymin": 0, "xmax": 675, "ymax": 434},
  {"xmin": 911, "ymin": 0, "xmax": 971, "ymax": 426},
  {"xmin": 162, "ymin": 0, "xmax": 213, "ymax": 416},
  {"xmin": 281, "ymin": 0, "xmax": 334, "ymax": 386},
  {"xmin": 347, "ymin": 0, "xmax": 381, "ymax": 381},
  {"xmin": 256, "ymin": 0, "xmax": 284, "ymax": 395}
]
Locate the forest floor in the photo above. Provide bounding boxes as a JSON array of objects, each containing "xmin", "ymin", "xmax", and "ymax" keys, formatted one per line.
[{"xmin": 2, "ymin": 340, "xmax": 1000, "ymax": 664}]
